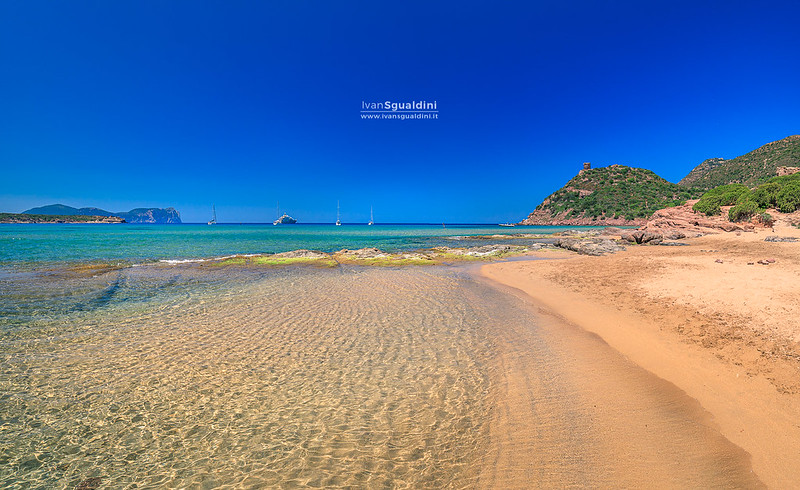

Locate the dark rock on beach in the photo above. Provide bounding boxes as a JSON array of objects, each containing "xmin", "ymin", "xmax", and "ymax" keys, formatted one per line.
[
  {"xmin": 621, "ymin": 230, "xmax": 663, "ymax": 245},
  {"xmin": 554, "ymin": 238, "xmax": 626, "ymax": 256}
]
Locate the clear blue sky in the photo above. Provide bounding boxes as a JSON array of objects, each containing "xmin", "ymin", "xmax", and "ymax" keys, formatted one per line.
[{"xmin": 1, "ymin": 0, "xmax": 798, "ymax": 223}]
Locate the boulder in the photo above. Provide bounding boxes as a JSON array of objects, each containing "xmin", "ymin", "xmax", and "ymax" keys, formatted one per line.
[
  {"xmin": 621, "ymin": 230, "xmax": 663, "ymax": 245},
  {"xmin": 764, "ymin": 236, "xmax": 798, "ymax": 242},
  {"xmin": 555, "ymin": 238, "xmax": 626, "ymax": 256}
]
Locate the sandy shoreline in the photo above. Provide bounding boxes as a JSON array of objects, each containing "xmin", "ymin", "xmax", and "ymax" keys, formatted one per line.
[{"xmin": 482, "ymin": 224, "xmax": 800, "ymax": 488}]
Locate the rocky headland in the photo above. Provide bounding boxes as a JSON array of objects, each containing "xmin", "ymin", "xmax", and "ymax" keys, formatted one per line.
[{"xmin": 518, "ymin": 164, "xmax": 695, "ymax": 226}]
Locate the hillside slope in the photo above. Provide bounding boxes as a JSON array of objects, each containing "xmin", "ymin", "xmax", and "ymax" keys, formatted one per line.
[
  {"xmin": 679, "ymin": 135, "xmax": 800, "ymax": 190},
  {"xmin": 519, "ymin": 165, "xmax": 693, "ymax": 226}
]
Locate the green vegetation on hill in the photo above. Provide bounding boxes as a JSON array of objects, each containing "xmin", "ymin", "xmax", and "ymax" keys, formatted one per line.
[
  {"xmin": 679, "ymin": 135, "xmax": 800, "ymax": 190},
  {"xmin": 0, "ymin": 213, "xmax": 125, "ymax": 223},
  {"xmin": 22, "ymin": 204, "xmax": 181, "ymax": 223},
  {"xmin": 692, "ymin": 173, "xmax": 800, "ymax": 222},
  {"xmin": 533, "ymin": 165, "xmax": 695, "ymax": 222}
]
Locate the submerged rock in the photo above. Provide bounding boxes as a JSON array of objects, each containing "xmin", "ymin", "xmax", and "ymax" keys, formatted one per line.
[
  {"xmin": 434, "ymin": 244, "xmax": 537, "ymax": 258},
  {"xmin": 75, "ymin": 477, "xmax": 103, "ymax": 490},
  {"xmin": 335, "ymin": 248, "xmax": 387, "ymax": 259},
  {"xmin": 273, "ymin": 249, "xmax": 331, "ymax": 259}
]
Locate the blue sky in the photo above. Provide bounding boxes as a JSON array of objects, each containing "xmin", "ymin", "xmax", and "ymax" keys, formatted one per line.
[{"xmin": 1, "ymin": 0, "xmax": 798, "ymax": 223}]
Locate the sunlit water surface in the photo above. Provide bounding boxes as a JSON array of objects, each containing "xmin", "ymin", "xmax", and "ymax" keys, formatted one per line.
[{"xmin": 1, "ymin": 264, "xmax": 497, "ymax": 488}]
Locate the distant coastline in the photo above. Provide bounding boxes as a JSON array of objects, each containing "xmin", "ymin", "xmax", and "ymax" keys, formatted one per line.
[
  {"xmin": 20, "ymin": 204, "xmax": 181, "ymax": 224},
  {"xmin": 0, "ymin": 212, "xmax": 125, "ymax": 224}
]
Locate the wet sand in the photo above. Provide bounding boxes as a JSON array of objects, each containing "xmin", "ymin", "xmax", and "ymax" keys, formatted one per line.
[
  {"xmin": 482, "ymin": 224, "xmax": 800, "ymax": 488},
  {"xmin": 475, "ymin": 275, "xmax": 762, "ymax": 488}
]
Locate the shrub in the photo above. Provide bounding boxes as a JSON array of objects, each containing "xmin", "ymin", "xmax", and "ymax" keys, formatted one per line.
[
  {"xmin": 735, "ymin": 190, "xmax": 754, "ymax": 204},
  {"xmin": 758, "ymin": 212, "xmax": 774, "ymax": 227},
  {"xmin": 768, "ymin": 173, "xmax": 800, "ymax": 186},
  {"xmin": 751, "ymin": 182, "xmax": 781, "ymax": 209},
  {"xmin": 728, "ymin": 200, "xmax": 759, "ymax": 222},
  {"xmin": 693, "ymin": 196, "xmax": 722, "ymax": 215},
  {"xmin": 776, "ymin": 182, "xmax": 800, "ymax": 213},
  {"xmin": 693, "ymin": 184, "xmax": 750, "ymax": 216},
  {"xmin": 708, "ymin": 184, "xmax": 751, "ymax": 204}
]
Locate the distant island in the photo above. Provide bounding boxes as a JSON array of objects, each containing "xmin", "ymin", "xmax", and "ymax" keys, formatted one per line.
[
  {"xmin": 520, "ymin": 135, "xmax": 800, "ymax": 226},
  {"xmin": 0, "ymin": 212, "xmax": 126, "ymax": 224},
  {"xmin": 20, "ymin": 204, "xmax": 182, "ymax": 224}
]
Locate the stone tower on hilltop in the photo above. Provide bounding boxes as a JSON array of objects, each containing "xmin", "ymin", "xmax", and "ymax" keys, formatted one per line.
[{"xmin": 579, "ymin": 162, "xmax": 591, "ymax": 174}]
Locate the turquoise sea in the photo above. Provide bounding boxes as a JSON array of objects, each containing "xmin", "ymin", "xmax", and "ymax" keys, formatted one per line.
[{"xmin": 0, "ymin": 223, "xmax": 759, "ymax": 488}]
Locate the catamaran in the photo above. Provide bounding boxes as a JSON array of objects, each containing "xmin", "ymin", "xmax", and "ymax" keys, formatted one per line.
[
  {"xmin": 207, "ymin": 204, "xmax": 217, "ymax": 225},
  {"xmin": 368, "ymin": 206, "xmax": 374, "ymax": 226},
  {"xmin": 336, "ymin": 201, "xmax": 341, "ymax": 226}
]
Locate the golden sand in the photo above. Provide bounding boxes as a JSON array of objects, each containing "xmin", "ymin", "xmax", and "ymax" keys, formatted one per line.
[{"xmin": 482, "ymin": 224, "xmax": 800, "ymax": 488}]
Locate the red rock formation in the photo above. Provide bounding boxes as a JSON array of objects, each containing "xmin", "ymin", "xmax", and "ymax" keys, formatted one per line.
[
  {"xmin": 777, "ymin": 166, "xmax": 800, "ymax": 177},
  {"xmin": 621, "ymin": 201, "xmax": 755, "ymax": 243}
]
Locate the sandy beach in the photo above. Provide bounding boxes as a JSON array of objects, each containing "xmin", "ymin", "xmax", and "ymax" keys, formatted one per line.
[{"xmin": 482, "ymin": 223, "xmax": 800, "ymax": 488}]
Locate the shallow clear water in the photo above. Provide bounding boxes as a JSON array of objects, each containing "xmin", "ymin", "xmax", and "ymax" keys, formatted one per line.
[
  {"xmin": 0, "ymin": 262, "xmax": 762, "ymax": 488},
  {"xmin": 0, "ymin": 264, "xmax": 498, "ymax": 488}
]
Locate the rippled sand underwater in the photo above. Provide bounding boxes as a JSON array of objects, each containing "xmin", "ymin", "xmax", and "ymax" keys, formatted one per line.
[
  {"xmin": 0, "ymin": 263, "xmax": 762, "ymax": 488},
  {"xmin": 1, "ymin": 265, "xmax": 497, "ymax": 488}
]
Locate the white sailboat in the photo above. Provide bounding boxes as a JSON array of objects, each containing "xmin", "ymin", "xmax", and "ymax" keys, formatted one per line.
[
  {"xmin": 368, "ymin": 206, "xmax": 374, "ymax": 226},
  {"xmin": 335, "ymin": 201, "xmax": 341, "ymax": 226},
  {"xmin": 207, "ymin": 204, "xmax": 217, "ymax": 225}
]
